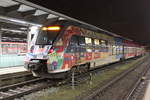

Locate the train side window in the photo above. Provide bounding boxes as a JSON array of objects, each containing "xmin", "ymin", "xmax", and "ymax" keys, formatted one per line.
[
  {"xmin": 79, "ymin": 36, "xmax": 85, "ymax": 46},
  {"xmin": 127, "ymin": 47, "xmax": 129, "ymax": 54},
  {"xmin": 124, "ymin": 46, "xmax": 127, "ymax": 54},
  {"xmin": 85, "ymin": 37, "xmax": 92, "ymax": 45},
  {"xmin": 116, "ymin": 45, "xmax": 118, "ymax": 54},
  {"xmin": 101, "ymin": 40, "xmax": 106, "ymax": 47},
  {"xmin": 111, "ymin": 45, "xmax": 113, "ymax": 55},
  {"xmin": 112, "ymin": 45, "xmax": 114, "ymax": 55},
  {"xmin": 78, "ymin": 36, "xmax": 86, "ymax": 52},
  {"xmin": 119, "ymin": 46, "xmax": 122, "ymax": 54},
  {"xmin": 85, "ymin": 37, "xmax": 92, "ymax": 52},
  {"xmin": 105, "ymin": 40, "xmax": 108, "ymax": 52},
  {"xmin": 112, "ymin": 45, "xmax": 116, "ymax": 55},
  {"xmin": 100, "ymin": 39, "xmax": 108, "ymax": 52},
  {"xmin": 93, "ymin": 39, "xmax": 99, "ymax": 52},
  {"xmin": 105, "ymin": 40, "xmax": 108, "ymax": 46},
  {"xmin": 94, "ymin": 39, "xmax": 100, "ymax": 45}
]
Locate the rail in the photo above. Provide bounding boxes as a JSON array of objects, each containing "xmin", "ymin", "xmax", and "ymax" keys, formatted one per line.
[
  {"xmin": 124, "ymin": 60, "xmax": 150, "ymax": 100},
  {"xmin": 75, "ymin": 55, "xmax": 149, "ymax": 100},
  {"xmin": 0, "ymin": 78, "xmax": 48, "ymax": 100}
]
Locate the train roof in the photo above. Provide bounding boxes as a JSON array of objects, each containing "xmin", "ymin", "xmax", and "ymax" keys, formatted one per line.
[
  {"xmin": 14, "ymin": 0, "xmax": 132, "ymax": 41},
  {"xmin": 45, "ymin": 20, "xmax": 132, "ymax": 40}
]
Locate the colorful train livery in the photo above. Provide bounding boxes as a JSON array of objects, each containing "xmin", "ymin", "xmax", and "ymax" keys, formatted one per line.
[{"xmin": 24, "ymin": 20, "xmax": 144, "ymax": 78}]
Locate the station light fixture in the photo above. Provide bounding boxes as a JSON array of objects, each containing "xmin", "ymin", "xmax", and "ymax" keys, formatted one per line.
[
  {"xmin": 1, "ymin": 28, "xmax": 25, "ymax": 33},
  {"xmin": 20, "ymin": 27, "xmax": 27, "ymax": 30}
]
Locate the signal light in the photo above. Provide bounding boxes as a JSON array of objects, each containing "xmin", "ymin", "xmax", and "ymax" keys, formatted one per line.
[{"xmin": 41, "ymin": 26, "xmax": 60, "ymax": 31}]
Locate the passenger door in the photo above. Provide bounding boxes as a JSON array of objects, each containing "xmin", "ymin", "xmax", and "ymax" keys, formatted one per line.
[{"xmin": 78, "ymin": 36, "xmax": 86, "ymax": 63}]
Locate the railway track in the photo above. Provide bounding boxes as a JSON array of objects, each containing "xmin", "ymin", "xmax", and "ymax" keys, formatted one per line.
[
  {"xmin": 0, "ymin": 72, "xmax": 33, "ymax": 87},
  {"xmin": 124, "ymin": 60, "xmax": 150, "ymax": 100},
  {"xmin": 0, "ymin": 56, "xmax": 145, "ymax": 100},
  {"xmin": 0, "ymin": 78, "xmax": 51, "ymax": 100},
  {"xmin": 64, "ymin": 56, "xmax": 146, "ymax": 90},
  {"xmin": 75, "ymin": 55, "xmax": 150, "ymax": 100},
  {"xmin": 70, "ymin": 57, "xmax": 141, "ymax": 87}
]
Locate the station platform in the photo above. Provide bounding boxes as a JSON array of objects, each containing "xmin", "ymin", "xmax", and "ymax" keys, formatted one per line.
[
  {"xmin": 0, "ymin": 66, "xmax": 27, "ymax": 75},
  {"xmin": 0, "ymin": 54, "xmax": 25, "ymax": 68},
  {"xmin": 143, "ymin": 80, "xmax": 150, "ymax": 100}
]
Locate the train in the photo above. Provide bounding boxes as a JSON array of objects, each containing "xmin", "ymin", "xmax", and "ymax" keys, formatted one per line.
[{"xmin": 24, "ymin": 20, "xmax": 145, "ymax": 78}]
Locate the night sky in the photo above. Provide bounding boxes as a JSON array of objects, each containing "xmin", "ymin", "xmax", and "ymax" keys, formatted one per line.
[{"xmin": 27, "ymin": 0, "xmax": 150, "ymax": 46}]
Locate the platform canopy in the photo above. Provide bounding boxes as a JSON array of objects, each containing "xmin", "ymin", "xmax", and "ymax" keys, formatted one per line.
[{"xmin": 0, "ymin": 0, "xmax": 131, "ymax": 40}]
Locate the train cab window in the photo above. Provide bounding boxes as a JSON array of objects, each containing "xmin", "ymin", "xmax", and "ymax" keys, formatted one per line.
[
  {"xmin": 31, "ymin": 34, "xmax": 34, "ymax": 40},
  {"xmin": 36, "ymin": 28, "xmax": 60, "ymax": 45},
  {"xmin": 55, "ymin": 39, "xmax": 63, "ymax": 46}
]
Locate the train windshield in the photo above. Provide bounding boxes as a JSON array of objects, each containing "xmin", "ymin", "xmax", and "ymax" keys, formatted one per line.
[{"xmin": 36, "ymin": 26, "xmax": 61, "ymax": 45}]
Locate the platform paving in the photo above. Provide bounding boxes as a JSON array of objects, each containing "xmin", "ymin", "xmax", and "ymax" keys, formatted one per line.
[
  {"xmin": 143, "ymin": 80, "xmax": 150, "ymax": 100},
  {"xmin": 0, "ymin": 66, "xmax": 27, "ymax": 75}
]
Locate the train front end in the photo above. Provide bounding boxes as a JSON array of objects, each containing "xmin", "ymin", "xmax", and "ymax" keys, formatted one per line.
[{"xmin": 24, "ymin": 25, "xmax": 65, "ymax": 78}]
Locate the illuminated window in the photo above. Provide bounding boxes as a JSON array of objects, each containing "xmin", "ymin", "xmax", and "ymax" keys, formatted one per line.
[
  {"xmin": 94, "ymin": 39, "xmax": 100, "ymax": 45},
  {"xmin": 85, "ymin": 37, "xmax": 92, "ymax": 44},
  {"xmin": 112, "ymin": 45, "xmax": 117, "ymax": 55},
  {"xmin": 101, "ymin": 40, "xmax": 106, "ymax": 46}
]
